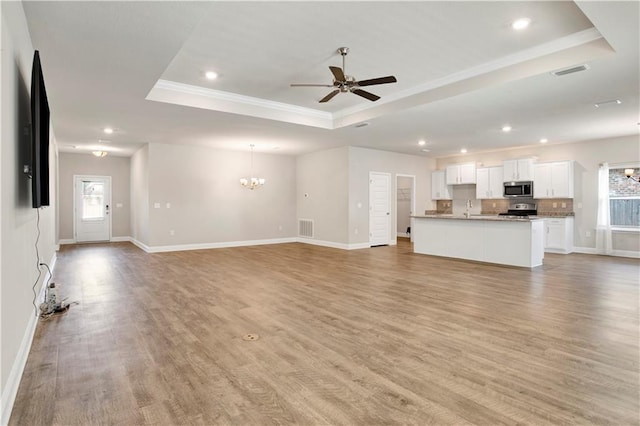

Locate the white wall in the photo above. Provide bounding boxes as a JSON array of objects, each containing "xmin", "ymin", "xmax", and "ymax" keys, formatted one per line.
[
  {"xmin": 58, "ymin": 153, "xmax": 131, "ymax": 240},
  {"xmin": 1, "ymin": 2, "xmax": 57, "ymax": 422},
  {"xmin": 296, "ymin": 146, "xmax": 349, "ymax": 245},
  {"xmin": 436, "ymin": 135, "xmax": 640, "ymax": 254},
  {"xmin": 130, "ymin": 144, "xmax": 149, "ymax": 245},
  {"xmin": 136, "ymin": 143, "xmax": 296, "ymax": 248},
  {"xmin": 348, "ymin": 147, "xmax": 434, "ymax": 246}
]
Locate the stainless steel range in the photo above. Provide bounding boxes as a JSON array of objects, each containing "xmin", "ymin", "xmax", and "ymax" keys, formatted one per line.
[{"xmin": 498, "ymin": 202, "xmax": 537, "ymax": 217}]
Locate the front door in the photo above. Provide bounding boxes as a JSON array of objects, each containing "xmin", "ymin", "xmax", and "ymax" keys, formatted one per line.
[
  {"xmin": 369, "ymin": 172, "xmax": 391, "ymax": 247},
  {"xmin": 74, "ymin": 175, "xmax": 111, "ymax": 242}
]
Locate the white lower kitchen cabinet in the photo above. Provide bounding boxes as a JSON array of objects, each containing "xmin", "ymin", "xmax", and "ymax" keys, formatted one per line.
[{"xmin": 544, "ymin": 217, "xmax": 574, "ymax": 254}]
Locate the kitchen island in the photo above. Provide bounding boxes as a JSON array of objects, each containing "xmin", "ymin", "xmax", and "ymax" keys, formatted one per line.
[{"xmin": 412, "ymin": 215, "xmax": 544, "ymax": 268}]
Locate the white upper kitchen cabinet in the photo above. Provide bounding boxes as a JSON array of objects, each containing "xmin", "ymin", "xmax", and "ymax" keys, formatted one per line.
[
  {"xmin": 476, "ymin": 167, "xmax": 504, "ymax": 199},
  {"xmin": 431, "ymin": 170, "xmax": 452, "ymax": 200},
  {"xmin": 534, "ymin": 161, "xmax": 574, "ymax": 198},
  {"xmin": 446, "ymin": 163, "xmax": 476, "ymax": 185},
  {"xmin": 503, "ymin": 159, "xmax": 534, "ymax": 181}
]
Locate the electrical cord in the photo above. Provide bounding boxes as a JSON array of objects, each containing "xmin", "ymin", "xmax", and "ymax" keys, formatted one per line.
[{"xmin": 31, "ymin": 208, "xmax": 42, "ymax": 317}]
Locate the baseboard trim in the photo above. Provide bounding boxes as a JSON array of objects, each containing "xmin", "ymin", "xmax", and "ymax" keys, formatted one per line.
[
  {"xmin": 1, "ymin": 253, "xmax": 55, "ymax": 426},
  {"xmin": 573, "ymin": 246, "xmax": 639, "ymax": 258},
  {"xmin": 110, "ymin": 236, "xmax": 131, "ymax": 243},
  {"xmin": 131, "ymin": 237, "xmax": 298, "ymax": 253},
  {"xmin": 98, "ymin": 236, "xmax": 393, "ymax": 253},
  {"xmin": 58, "ymin": 238, "xmax": 75, "ymax": 245},
  {"xmin": 297, "ymin": 238, "xmax": 372, "ymax": 250},
  {"xmin": 131, "ymin": 237, "xmax": 375, "ymax": 253}
]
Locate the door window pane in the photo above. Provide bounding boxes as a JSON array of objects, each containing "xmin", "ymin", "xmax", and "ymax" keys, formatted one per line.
[{"xmin": 82, "ymin": 181, "xmax": 104, "ymax": 220}]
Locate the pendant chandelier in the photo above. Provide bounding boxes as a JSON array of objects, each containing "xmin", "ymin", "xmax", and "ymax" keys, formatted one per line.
[{"xmin": 240, "ymin": 144, "xmax": 265, "ymax": 190}]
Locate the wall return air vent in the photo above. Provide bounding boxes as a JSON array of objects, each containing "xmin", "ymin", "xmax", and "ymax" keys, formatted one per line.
[
  {"xmin": 298, "ymin": 219, "xmax": 314, "ymax": 238},
  {"xmin": 551, "ymin": 64, "xmax": 590, "ymax": 77}
]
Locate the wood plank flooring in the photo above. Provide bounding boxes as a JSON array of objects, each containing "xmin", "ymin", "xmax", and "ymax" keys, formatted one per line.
[{"xmin": 9, "ymin": 240, "xmax": 640, "ymax": 425}]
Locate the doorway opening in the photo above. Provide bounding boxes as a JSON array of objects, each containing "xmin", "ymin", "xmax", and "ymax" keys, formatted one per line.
[{"xmin": 396, "ymin": 174, "xmax": 415, "ymax": 242}]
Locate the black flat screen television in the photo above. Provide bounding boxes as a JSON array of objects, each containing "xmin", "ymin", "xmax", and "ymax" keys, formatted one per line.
[{"xmin": 31, "ymin": 50, "xmax": 50, "ymax": 208}]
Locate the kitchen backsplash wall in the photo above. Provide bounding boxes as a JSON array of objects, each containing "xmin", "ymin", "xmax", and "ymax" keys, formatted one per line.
[
  {"xmin": 481, "ymin": 199, "xmax": 511, "ymax": 214},
  {"xmin": 537, "ymin": 198, "xmax": 574, "ymax": 215},
  {"xmin": 480, "ymin": 198, "xmax": 574, "ymax": 215},
  {"xmin": 435, "ymin": 200, "xmax": 452, "ymax": 214}
]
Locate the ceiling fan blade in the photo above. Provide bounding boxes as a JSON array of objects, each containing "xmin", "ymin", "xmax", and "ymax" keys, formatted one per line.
[
  {"xmin": 356, "ymin": 76, "xmax": 397, "ymax": 87},
  {"xmin": 352, "ymin": 89, "xmax": 380, "ymax": 102},
  {"xmin": 319, "ymin": 89, "xmax": 340, "ymax": 103},
  {"xmin": 329, "ymin": 66, "xmax": 346, "ymax": 82},
  {"xmin": 290, "ymin": 83, "xmax": 335, "ymax": 87}
]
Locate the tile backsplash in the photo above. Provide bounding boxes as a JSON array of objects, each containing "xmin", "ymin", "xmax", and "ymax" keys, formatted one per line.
[{"xmin": 480, "ymin": 198, "xmax": 574, "ymax": 215}]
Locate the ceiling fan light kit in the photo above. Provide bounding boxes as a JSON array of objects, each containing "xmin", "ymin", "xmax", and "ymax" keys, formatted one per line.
[{"xmin": 291, "ymin": 47, "xmax": 397, "ymax": 103}]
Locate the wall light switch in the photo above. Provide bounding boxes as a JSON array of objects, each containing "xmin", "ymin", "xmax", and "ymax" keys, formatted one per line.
[
  {"xmin": 154, "ymin": 203, "xmax": 161, "ymax": 209},
  {"xmin": 552, "ymin": 202, "xmax": 557, "ymax": 208},
  {"xmin": 577, "ymin": 202, "xmax": 583, "ymax": 209},
  {"xmin": 585, "ymin": 230, "xmax": 591, "ymax": 237},
  {"xmin": 561, "ymin": 202, "xmax": 566, "ymax": 208},
  {"xmin": 357, "ymin": 202, "xmax": 362, "ymax": 209},
  {"xmin": 354, "ymin": 228, "xmax": 359, "ymax": 235},
  {"xmin": 116, "ymin": 203, "xmax": 123, "ymax": 208},
  {"xmin": 166, "ymin": 203, "xmax": 171, "ymax": 209},
  {"xmin": 169, "ymin": 230, "xmax": 175, "ymax": 236}
]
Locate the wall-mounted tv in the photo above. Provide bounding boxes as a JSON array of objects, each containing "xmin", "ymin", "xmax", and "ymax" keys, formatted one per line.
[{"xmin": 31, "ymin": 50, "xmax": 50, "ymax": 208}]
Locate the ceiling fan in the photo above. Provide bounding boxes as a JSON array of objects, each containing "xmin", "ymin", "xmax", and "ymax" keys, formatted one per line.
[{"xmin": 290, "ymin": 47, "xmax": 397, "ymax": 103}]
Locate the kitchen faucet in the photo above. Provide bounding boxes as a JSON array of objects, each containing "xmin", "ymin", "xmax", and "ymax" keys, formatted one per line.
[{"xmin": 465, "ymin": 200, "xmax": 473, "ymax": 218}]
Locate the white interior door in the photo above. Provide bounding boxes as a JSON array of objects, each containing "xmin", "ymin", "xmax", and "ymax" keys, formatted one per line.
[
  {"xmin": 369, "ymin": 172, "xmax": 391, "ymax": 247},
  {"xmin": 74, "ymin": 175, "xmax": 111, "ymax": 242}
]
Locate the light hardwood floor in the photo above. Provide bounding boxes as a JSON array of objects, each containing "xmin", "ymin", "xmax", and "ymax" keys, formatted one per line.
[{"xmin": 10, "ymin": 240, "xmax": 640, "ymax": 425}]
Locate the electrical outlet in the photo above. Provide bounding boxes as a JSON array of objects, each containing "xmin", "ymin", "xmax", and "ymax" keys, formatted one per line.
[
  {"xmin": 154, "ymin": 203, "xmax": 160, "ymax": 209},
  {"xmin": 354, "ymin": 228, "xmax": 359, "ymax": 235},
  {"xmin": 552, "ymin": 202, "xmax": 557, "ymax": 208},
  {"xmin": 166, "ymin": 203, "xmax": 171, "ymax": 209},
  {"xmin": 585, "ymin": 230, "xmax": 591, "ymax": 237},
  {"xmin": 169, "ymin": 230, "xmax": 175, "ymax": 236},
  {"xmin": 492, "ymin": 203, "xmax": 496, "ymax": 208},
  {"xmin": 561, "ymin": 202, "xmax": 566, "ymax": 208},
  {"xmin": 278, "ymin": 225, "xmax": 283, "ymax": 231}
]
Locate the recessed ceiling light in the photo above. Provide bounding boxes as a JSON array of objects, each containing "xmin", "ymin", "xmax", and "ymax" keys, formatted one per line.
[
  {"xmin": 594, "ymin": 99, "xmax": 622, "ymax": 108},
  {"xmin": 205, "ymin": 71, "xmax": 218, "ymax": 80},
  {"xmin": 540, "ymin": 138, "xmax": 548, "ymax": 143},
  {"xmin": 460, "ymin": 148, "xmax": 467, "ymax": 154},
  {"xmin": 103, "ymin": 127, "xmax": 114, "ymax": 134},
  {"xmin": 512, "ymin": 18, "xmax": 531, "ymax": 30},
  {"xmin": 92, "ymin": 151, "xmax": 108, "ymax": 157},
  {"xmin": 502, "ymin": 125, "xmax": 512, "ymax": 132},
  {"xmin": 418, "ymin": 140, "xmax": 426, "ymax": 146}
]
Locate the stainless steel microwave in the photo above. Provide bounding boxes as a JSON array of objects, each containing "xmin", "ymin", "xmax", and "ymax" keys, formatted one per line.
[{"xmin": 503, "ymin": 181, "xmax": 533, "ymax": 198}]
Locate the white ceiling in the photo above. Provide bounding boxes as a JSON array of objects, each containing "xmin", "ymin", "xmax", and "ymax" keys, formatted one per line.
[{"xmin": 22, "ymin": 1, "xmax": 639, "ymax": 158}]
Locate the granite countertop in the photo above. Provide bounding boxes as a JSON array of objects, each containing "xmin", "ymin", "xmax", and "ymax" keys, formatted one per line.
[{"xmin": 412, "ymin": 214, "xmax": 541, "ymax": 222}]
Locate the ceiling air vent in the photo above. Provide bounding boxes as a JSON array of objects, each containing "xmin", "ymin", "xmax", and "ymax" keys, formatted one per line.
[{"xmin": 551, "ymin": 64, "xmax": 590, "ymax": 77}]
